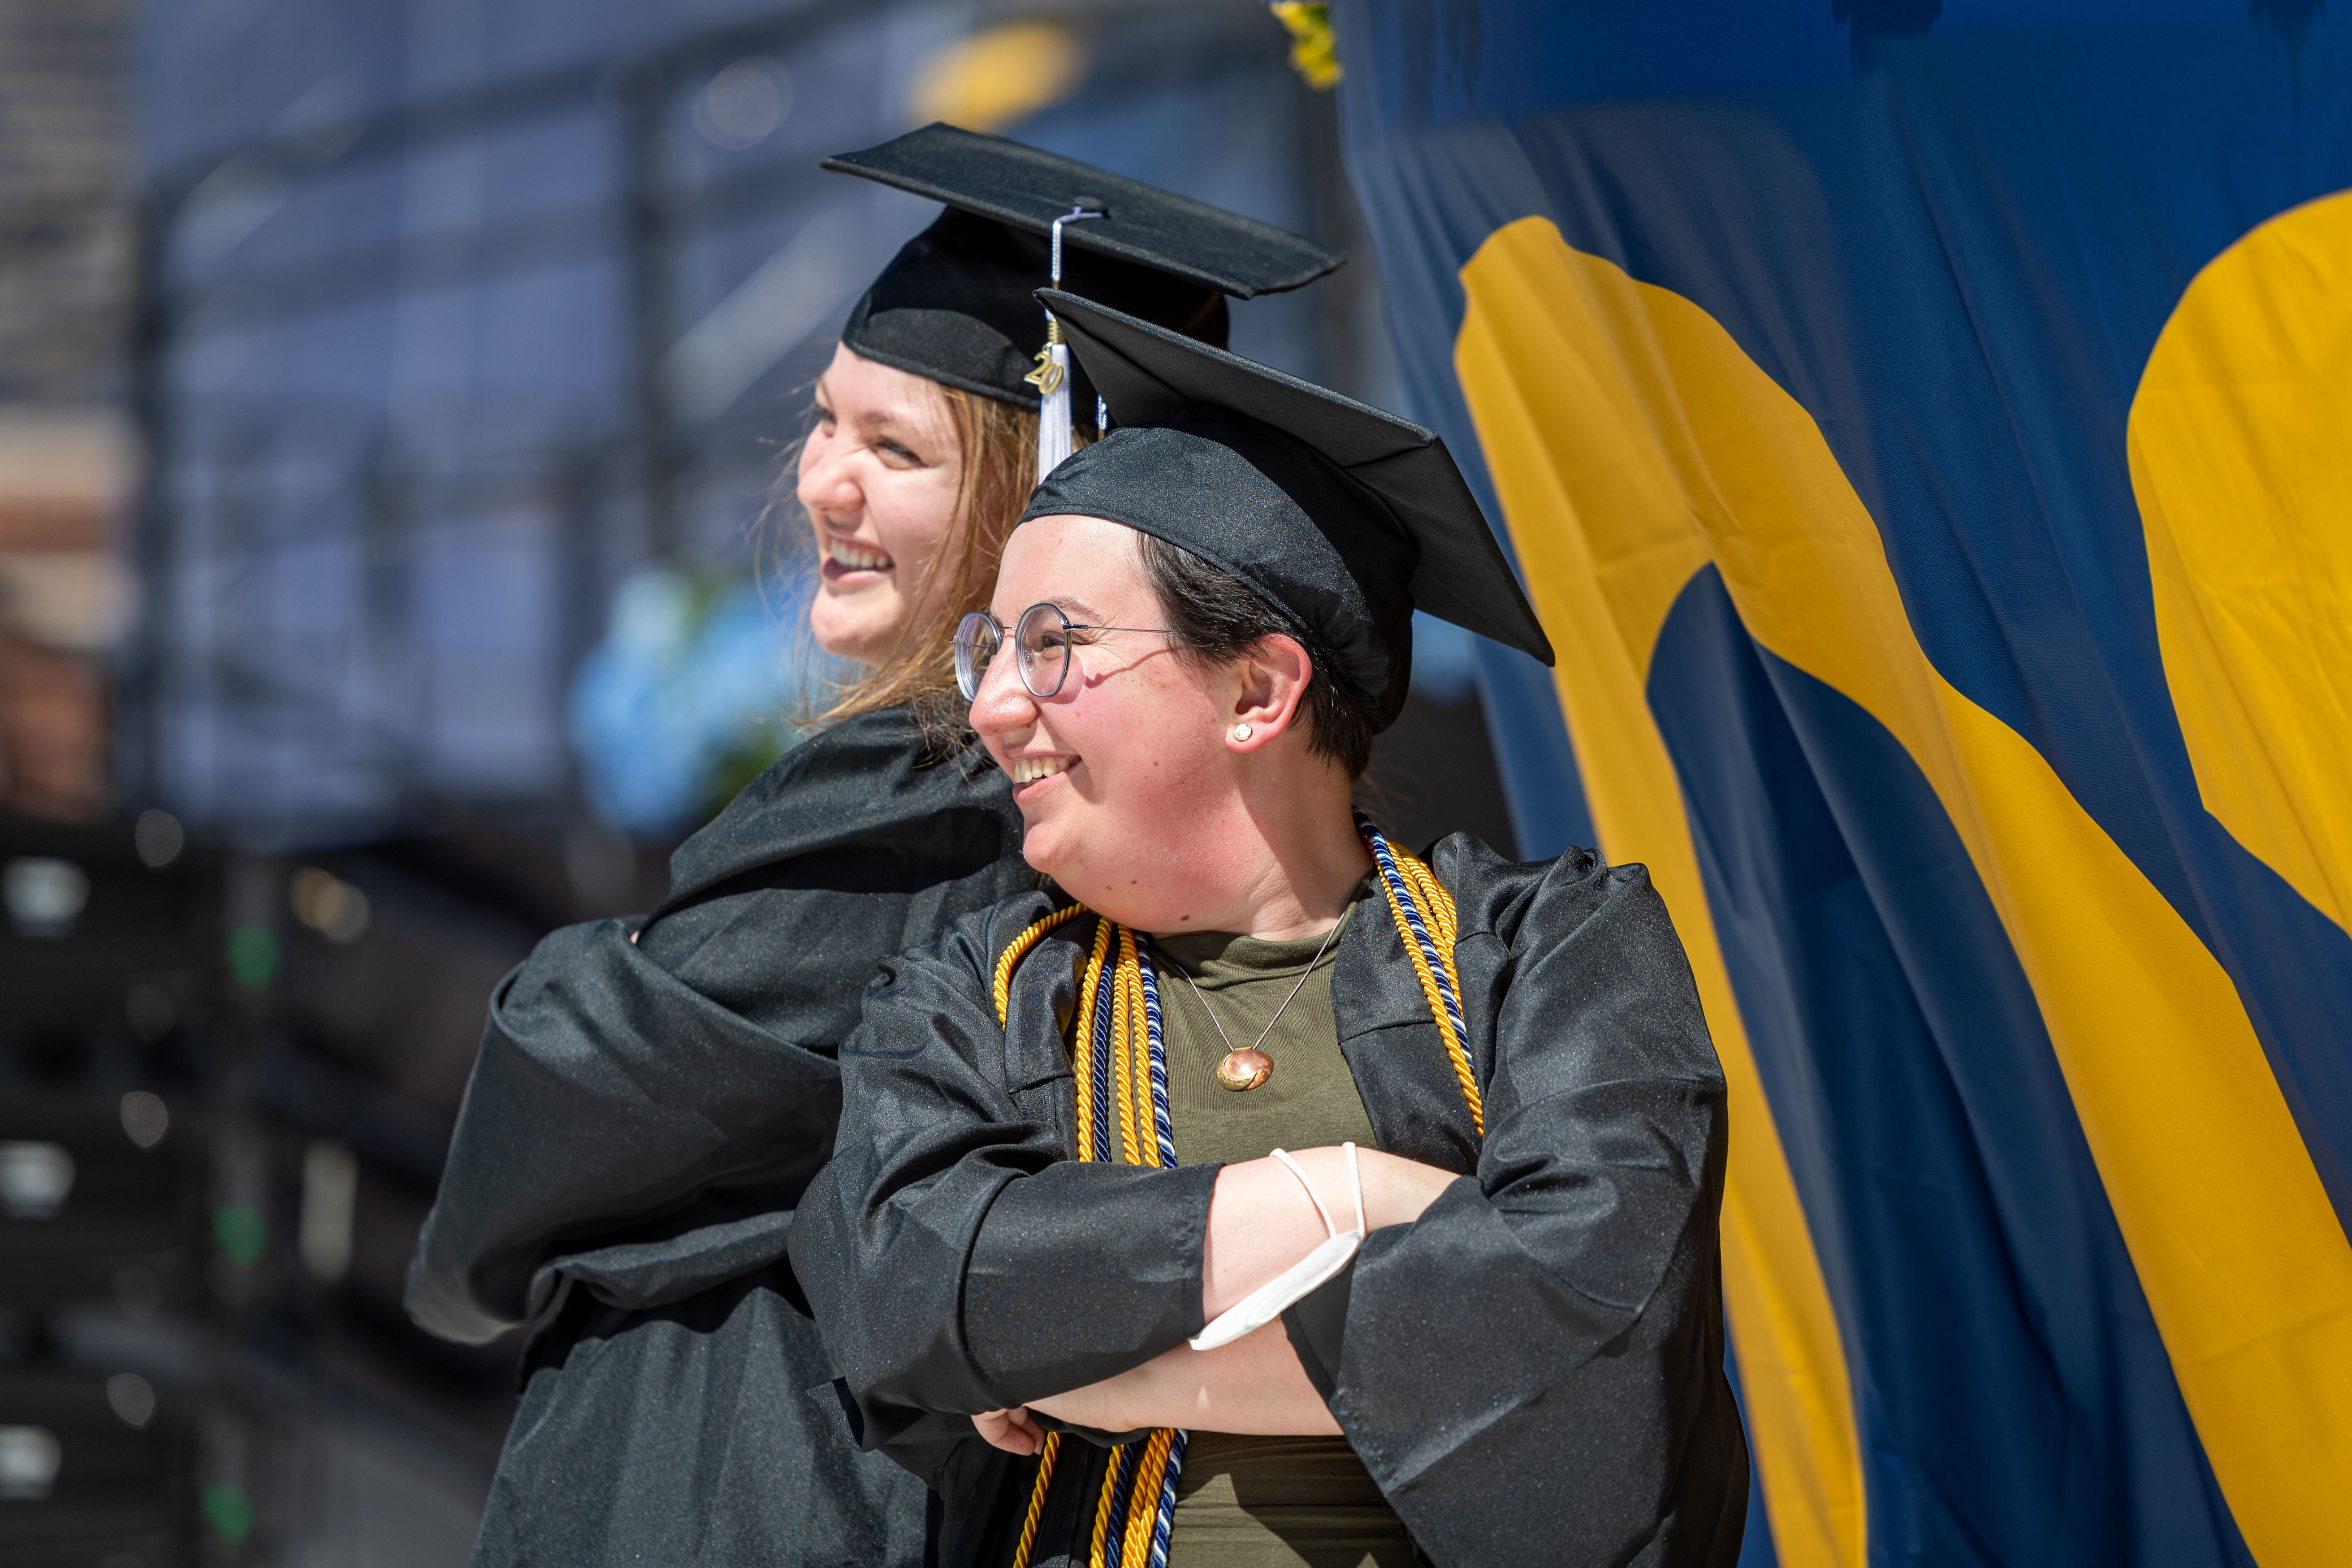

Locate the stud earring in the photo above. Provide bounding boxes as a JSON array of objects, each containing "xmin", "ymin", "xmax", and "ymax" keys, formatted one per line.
[{"xmin": 1231, "ymin": 722, "xmax": 1254, "ymax": 742}]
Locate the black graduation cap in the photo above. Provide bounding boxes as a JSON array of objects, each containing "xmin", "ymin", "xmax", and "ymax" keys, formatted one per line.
[
  {"xmin": 1020, "ymin": 289, "xmax": 1555, "ymax": 730},
  {"xmin": 822, "ymin": 124, "xmax": 1343, "ymax": 415}
]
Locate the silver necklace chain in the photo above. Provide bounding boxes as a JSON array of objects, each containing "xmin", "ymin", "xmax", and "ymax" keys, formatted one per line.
[{"xmin": 1159, "ymin": 915, "xmax": 1343, "ymax": 1064}]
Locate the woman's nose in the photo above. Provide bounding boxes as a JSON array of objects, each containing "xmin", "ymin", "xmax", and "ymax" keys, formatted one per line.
[
  {"xmin": 797, "ymin": 442, "xmax": 861, "ymax": 519},
  {"xmin": 967, "ymin": 639, "xmax": 1037, "ymax": 740}
]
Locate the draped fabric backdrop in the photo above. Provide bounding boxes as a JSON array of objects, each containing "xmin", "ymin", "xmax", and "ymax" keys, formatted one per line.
[{"xmin": 1333, "ymin": 3, "xmax": 2352, "ymax": 1564}]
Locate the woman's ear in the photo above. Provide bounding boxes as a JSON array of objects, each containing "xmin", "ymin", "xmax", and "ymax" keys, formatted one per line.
[{"xmin": 1224, "ymin": 635, "xmax": 1313, "ymax": 752}]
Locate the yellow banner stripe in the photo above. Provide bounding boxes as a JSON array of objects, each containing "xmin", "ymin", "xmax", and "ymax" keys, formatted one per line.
[{"xmin": 1457, "ymin": 235, "xmax": 1868, "ymax": 1568}]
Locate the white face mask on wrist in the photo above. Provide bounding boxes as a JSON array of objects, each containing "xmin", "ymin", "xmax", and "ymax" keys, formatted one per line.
[{"xmin": 1189, "ymin": 1142, "xmax": 1365, "ymax": 1352}]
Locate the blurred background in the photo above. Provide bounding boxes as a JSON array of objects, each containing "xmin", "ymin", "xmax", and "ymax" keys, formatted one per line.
[{"xmin": 0, "ymin": 1, "xmax": 1514, "ymax": 1562}]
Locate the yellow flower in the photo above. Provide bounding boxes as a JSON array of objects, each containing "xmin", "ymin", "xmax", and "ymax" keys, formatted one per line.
[{"xmin": 1269, "ymin": 2, "xmax": 1341, "ymax": 90}]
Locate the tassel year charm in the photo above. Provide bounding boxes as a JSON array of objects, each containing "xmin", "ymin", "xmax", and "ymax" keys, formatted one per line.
[{"xmin": 1029, "ymin": 334, "xmax": 1073, "ymax": 479}]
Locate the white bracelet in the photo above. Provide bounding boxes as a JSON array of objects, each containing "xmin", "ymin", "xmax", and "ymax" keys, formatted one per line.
[{"xmin": 1189, "ymin": 1143, "xmax": 1365, "ymax": 1352}]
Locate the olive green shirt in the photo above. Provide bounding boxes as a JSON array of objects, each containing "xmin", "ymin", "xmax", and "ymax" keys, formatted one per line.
[
  {"xmin": 1154, "ymin": 911, "xmax": 1378, "ymax": 1169},
  {"xmin": 1150, "ymin": 913, "xmax": 1416, "ymax": 1568}
]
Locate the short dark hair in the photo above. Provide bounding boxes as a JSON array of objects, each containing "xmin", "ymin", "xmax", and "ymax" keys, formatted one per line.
[{"xmin": 1137, "ymin": 531, "xmax": 1380, "ymax": 778}]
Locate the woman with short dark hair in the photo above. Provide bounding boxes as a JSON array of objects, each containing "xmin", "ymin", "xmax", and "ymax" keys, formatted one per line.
[{"xmin": 793, "ymin": 294, "xmax": 1750, "ymax": 1568}]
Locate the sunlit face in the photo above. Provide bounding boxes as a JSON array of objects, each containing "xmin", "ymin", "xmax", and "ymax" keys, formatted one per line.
[
  {"xmin": 969, "ymin": 514, "xmax": 1250, "ymax": 924},
  {"xmin": 799, "ymin": 342, "xmax": 966, "ymax": 665}
]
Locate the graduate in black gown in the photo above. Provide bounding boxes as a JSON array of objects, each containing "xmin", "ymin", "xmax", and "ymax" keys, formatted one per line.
[
  {"xmin": 403, "ymin": 129, "xmax": 1340, "ymax": 1567},
  {"xmin": 790, "ymin": 294, "xmax": 1750, "ymax": 1568}
]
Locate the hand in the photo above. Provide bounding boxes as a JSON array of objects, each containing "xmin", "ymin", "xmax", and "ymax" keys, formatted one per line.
[{"xmin": 972, "ymin": 1406, "xmax": 1046, "ymax": 1456}]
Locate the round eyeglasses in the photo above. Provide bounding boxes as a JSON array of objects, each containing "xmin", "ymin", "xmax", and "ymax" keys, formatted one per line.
[{"xmin": 956, "ymin": 604, "xmax": 1173, "ymax": 702}]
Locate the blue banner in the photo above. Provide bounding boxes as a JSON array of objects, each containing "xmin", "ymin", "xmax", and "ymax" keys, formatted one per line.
[{"xmin": 1336, "ymin": 3, "xmax": 2352, "ymax": 1562}]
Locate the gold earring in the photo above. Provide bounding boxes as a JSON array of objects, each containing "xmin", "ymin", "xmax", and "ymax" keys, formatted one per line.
[{"xmin": 1231, "ymin": 722, "xmax": 1253, "ymax": 742}]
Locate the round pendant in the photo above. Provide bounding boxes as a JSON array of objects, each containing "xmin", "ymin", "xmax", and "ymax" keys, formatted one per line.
[{"xmin": 1215, "ymin": 1048, "xmax": 1273, "ymax": 1092}]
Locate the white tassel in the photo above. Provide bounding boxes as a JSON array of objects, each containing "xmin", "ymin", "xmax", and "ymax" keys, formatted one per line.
[{"xmin": 1035, "ymin": 340, "xmax": 1073, "ymax": 482}]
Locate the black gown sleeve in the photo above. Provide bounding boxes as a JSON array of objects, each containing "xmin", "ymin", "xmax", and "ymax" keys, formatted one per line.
[
  {"xmin": 1310, "ymin": 845, "xmax": 1747, "ymax": 1568},
  {"xmin": 404, "ymin": 710, "xmax": 1033, "ymax": 1345},
  {"xmin": 790, "ymin": 901, "xmax": 1220, "ymax": 1466}
]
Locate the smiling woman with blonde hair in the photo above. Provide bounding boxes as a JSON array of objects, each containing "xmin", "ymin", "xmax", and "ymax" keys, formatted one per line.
[
  {"xmin": 793, "ymin": 294, "xmax": 1749, "ymax": 1568},
  {"xmin": 800, "ymin": 349, "xmax": 1033, "ymax": 718},
  {"xmin": 408, "ymin": 129, "xmax": 1339, "ymax": 1568}
]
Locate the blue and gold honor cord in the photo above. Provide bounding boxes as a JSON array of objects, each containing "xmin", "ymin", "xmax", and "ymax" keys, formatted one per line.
[{"xmin": 992, "ymin": 817, "xmax": 1477, "ymax": 1568}]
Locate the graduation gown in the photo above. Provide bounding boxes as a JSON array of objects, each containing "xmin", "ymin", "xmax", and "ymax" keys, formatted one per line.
[
  {"xmin": 791, "ymin": 834, "xmax": 1750, "ymax": 1568},
  {"xmin": 405, "ymin": 706, "xmax": 1038, "ymax": 1566}
]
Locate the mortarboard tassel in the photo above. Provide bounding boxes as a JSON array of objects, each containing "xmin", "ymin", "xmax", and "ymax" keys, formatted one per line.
[
  {"xmin": 1033, "ymin": 327, "xmax": 1074, "ymax": 482},
  {"xmin": 1028, "ymin": 207, "xmax": 1100, "ymax": 482}
]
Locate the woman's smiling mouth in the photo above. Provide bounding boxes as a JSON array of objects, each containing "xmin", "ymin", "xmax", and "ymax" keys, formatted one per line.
[
  {"xmin": 825, "ymin": 539, "xmax": 894, "ymax": 576},
  {"xmin": 1007, "ymin": 755, "xmax": 1073, "ymax": 789}
]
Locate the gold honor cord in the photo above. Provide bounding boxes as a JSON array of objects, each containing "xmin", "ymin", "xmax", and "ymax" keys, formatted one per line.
[
  {"xmin": 1358, "ymin": 813, "xmax": 1483, "ymax": 1136},
  {"xmin": 992, "ymin": 822, "xmax": 1476, "ymax": 1568}
]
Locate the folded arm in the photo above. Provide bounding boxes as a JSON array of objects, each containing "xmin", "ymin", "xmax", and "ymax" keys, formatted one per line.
[
  {"xmin": 792, "ymin": 911, "xmax": 1448, "ymax": 1467},
  {"xmin": 978, "ymin": 1146, "xmax": 1461, "ymax": 1451}
]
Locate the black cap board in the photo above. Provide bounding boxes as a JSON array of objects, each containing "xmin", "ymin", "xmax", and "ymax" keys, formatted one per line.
[
  {"xmin": 1021, "ymin": 289, "xmax": 1554, "ymax": 731},
  {"xmin": 823, "ymin": 124, "xmax": 1343, "ymax": 412}
]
